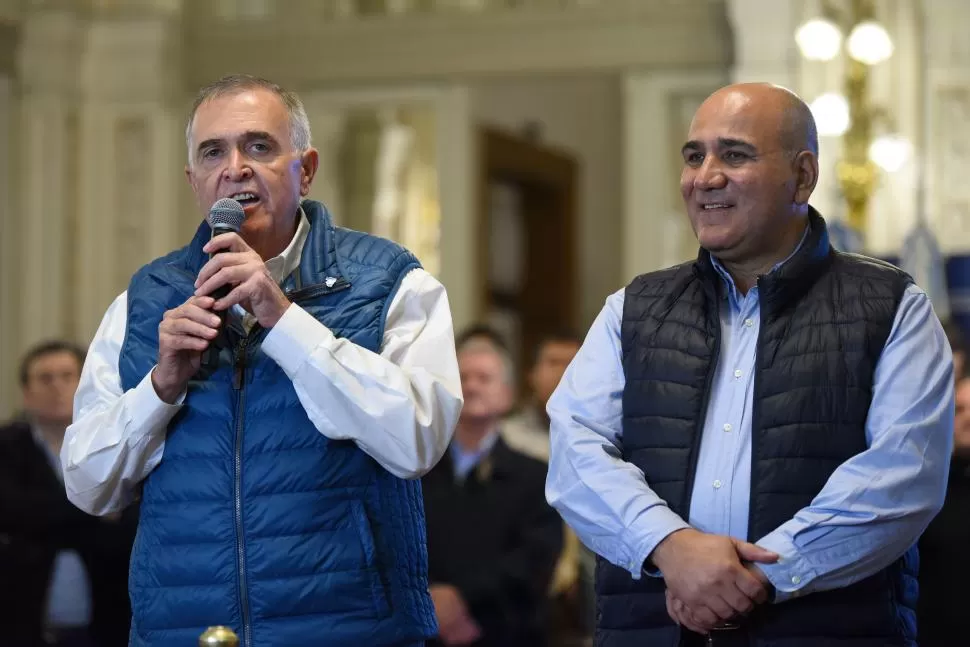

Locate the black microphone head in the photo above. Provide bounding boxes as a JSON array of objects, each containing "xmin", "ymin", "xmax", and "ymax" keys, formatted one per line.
[{"xmin": 207, "ymin": 198, "xmax": 245, "ymax": 234}]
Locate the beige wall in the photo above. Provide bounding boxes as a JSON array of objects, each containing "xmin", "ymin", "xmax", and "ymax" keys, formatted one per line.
[{"xmin": 471, "ymin": 74, "xmax": 623, "ymax": 331}]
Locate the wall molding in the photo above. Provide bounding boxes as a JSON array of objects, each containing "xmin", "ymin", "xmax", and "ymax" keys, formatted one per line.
[{"xmin": 182, "ymin": 2, "xmax": 731, "ymax": 87}]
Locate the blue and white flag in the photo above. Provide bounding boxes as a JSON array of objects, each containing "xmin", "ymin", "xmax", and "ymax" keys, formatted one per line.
[{"xmin": 898, "ymin": 220, "xmax": 951, "ymax": 321}]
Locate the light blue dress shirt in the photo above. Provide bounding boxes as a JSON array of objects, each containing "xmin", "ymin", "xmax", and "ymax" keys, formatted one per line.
[
  {"xmin": 450, "ymin": 431, "xmax": 500, "ymax": 481},
  {"xmin": 546, "ymin": 250, "xmax": 954, "ymax": 602}
]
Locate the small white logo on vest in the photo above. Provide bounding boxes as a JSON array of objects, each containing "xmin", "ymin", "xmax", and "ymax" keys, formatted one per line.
[{"xmin": 325, "ymin": 276, "xmax": 337, "ymax": 288}]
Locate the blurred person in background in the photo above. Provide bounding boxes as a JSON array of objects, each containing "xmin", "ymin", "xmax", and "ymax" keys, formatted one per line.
[
  {"xmin": 0, "ymin": 341, "xmax": 136, "ymax": 647},
  {"xmin": 917, "ymin": 319, "xmax": 970, "ymax": 647},
  {"xmin": 503, "ymin": 330, "xmax": 581, "ymax": 460},
  {"xmin": 423, "ymin": 333, "xmax": 563, "ymax": 647},
  {"xmin": 501, "ymin": 331, "xmax": 594, "ymax": 645}
]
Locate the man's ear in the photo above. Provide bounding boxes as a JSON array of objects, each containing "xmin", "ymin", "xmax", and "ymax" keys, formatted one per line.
[
  {"xmin": 299, "ymin": 148, "xmax": 320, "ymax": 197},
  {"xmin": 793, "ymin": 150, "xmax": 819, "ymax": 205}
]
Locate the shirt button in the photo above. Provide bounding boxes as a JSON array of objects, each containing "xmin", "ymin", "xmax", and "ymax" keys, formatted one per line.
[
  {"xmin": 733, "ymin": 369, "xmax": 742, "ymax": 379},
  {"xmin": 744, "ymin": 318, "xmax": 754, "ymax": 327},
  {"xmin": 713, "ymin": 480, "xmax": 722, "ymax": 489},
  {"xmin": 792, "ymin": 575, "xmax": 801, "ymax": 585},
  {"xmin": 723, "ymin": 423, "xmax": 732, "ymax": 432}
]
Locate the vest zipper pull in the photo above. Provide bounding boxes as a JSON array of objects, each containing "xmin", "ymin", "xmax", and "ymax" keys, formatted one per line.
[{"xmin": 233, "ymin": 346, "xmax": 246, "ymax": 390}]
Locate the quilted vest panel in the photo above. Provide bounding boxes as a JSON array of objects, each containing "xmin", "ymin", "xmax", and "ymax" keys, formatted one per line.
[
  {"xmin": 596, "ymin": 210, "xmax": 916, "ymax": 647},
  {"xmin": 119, "ymin": 200, "xmax": 434, "ymax": 647}
]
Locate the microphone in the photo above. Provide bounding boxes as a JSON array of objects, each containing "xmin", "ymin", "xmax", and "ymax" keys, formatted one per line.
[
  {"xmin": 206, "ymin": 198, "xmax": 246, "ymax": 302},
  {"xmin": 205, "ymin": 198, "xmax": 246, "ymax": 325}
]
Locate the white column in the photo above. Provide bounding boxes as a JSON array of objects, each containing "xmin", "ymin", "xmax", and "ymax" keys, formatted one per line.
[
  {"xmin": 0, "ymin": 72, "xmax": 15, "ymax": 418},
  {"xmin": 303, "ymin": 107, "xmax": 348, "ymax": 222},
  {"xmin": 728, "ymin": 0, "xmax": 798, "ymax": 87},
  {"xmin": 74, "ymin": 12, "xmax": 186, "ymax": 343},
  {"xmin": 621, "ymin": 71, "xmax": 728, "ymax": 282},
  {"xmin": 858, "ymin": 0, "xmax": 921, "ymax": 257},
  {"xmin": 434, "ymin": 86, "xmax": 475, "ymax": 331},
  {"xmin": 925, "ymin": 1, "xmax": 970, "ymax": 256},
  {"xmin": 17, "ymin": 10, "xmax": 82, "ymax": 350}
]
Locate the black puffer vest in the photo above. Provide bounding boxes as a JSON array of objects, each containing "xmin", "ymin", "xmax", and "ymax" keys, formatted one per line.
[{"xmin": 597, "ymin": 210, "xmax": 917, "ymax": 647}]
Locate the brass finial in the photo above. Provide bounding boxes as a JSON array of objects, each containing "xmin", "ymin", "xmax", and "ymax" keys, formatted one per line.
[{"xmin": 199, "ymin": 626, "xmax": 239, "ymax": 647}]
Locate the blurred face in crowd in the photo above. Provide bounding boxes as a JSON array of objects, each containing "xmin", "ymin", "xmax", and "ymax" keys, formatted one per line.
[
  {"xmin": 458, "ymin": 345, "xmax": 514, "ymax": 425},
  {"xmin": 529, "ymin": 339, "xmax": 580, "ymax": 408},
  {"xmin": 680, "ymin": 83, "xmax": 818, "ymax": 271},
  {"xmin": 185, "ymin": 88, "xmax": 318, "ymax": 257},
  {"xmin": 22, "ymin": 350, "xmax": 81, "ymax": 428},
  {"xmin": 953, "ymin": 350, "xmax": 965, "ymax": 385}
]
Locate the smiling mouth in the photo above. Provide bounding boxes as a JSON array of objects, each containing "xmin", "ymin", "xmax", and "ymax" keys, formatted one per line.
[
  {"xmin": 229, "ymin": 192, "xmax": 260, "ymax": 207},
  {"xmin": 701, "ymin": 203, "xmax": 732, "ymax": 210}
]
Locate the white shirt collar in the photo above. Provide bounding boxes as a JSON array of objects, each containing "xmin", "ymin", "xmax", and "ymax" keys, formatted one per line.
[{"xmin": 264, "ymin": 206, "xmax": 310, "ymax": 285}]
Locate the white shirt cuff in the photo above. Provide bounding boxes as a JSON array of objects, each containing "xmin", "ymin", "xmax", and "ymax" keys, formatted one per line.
[
  {"xmin": 262, "ymin": 303, "xmax": 333, "ymax": 378},
  {"xmin": 137, "ymin": 368, "xmax": 184, "ymax": 430}
]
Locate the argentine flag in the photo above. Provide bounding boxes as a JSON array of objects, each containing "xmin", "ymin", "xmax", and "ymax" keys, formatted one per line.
[{"xmin": 898, "ymin": 220, "xmax": 951, "ymax": 321}]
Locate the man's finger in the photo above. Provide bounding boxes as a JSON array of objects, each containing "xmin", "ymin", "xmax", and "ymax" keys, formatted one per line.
[
  {"xmin": 160, "ymin": 332, "xmax": 209, "ymax": 352},
  {"xmin": 734, "ymin": 566, "xmax": 771, "ymax": 602},
  {"xmin": 733, "ymin": 540, "xmax": 779, "ymax": 564},
  {"xmin": 195, "ymin": 251, "xmax": 250, "ymax": 288},
  {"xmin": 673, "ymin": 598, "xmax": 712, "ymax": 635},
  {"xmin": 666, "ymin": 591, "xmax": 680, "ymax": 625},
  {"xmin": 195, "ymin": 264, "xmax": 255, "ymax": 298},
  {"xmin": 164, "ymin": 318, "xmax": 220, "ymax": 341},
  {"xmin": 202, "ymin": 232, "xmax": 246, "ymax": 255},
  {"xmin": 723, "ymin": 584, "xmax": 756, "ymax": 615},
  {"xmin": 168, "ymin": 305, "xmax": 222, "ymax": 328},
  {"xmin": 212, "ymin": 282, "xmax": 252, "ymax": 312}
]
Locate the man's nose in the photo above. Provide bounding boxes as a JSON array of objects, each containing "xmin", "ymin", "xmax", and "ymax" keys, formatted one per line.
[
  {"xmin": 694, "ymin": 157, "xmax": 727, "ymax": 191},
  {"xmin": 223, "ymin": 149, "xmax": 253, "ymax": 182}
]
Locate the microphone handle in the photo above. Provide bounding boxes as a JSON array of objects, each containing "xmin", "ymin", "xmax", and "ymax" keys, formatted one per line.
[{"xmin": 209, "ymin": 225, "xmax": 238, "ymax": 304}]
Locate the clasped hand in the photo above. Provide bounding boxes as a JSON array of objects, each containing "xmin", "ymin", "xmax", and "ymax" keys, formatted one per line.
[
  {"xmin": 150, "ymin": 233, "xmax": 290, "ymax": 404},
  {"xmin": 652, "ymin": 529, "xmax": 777, "ymax": 635},
  {"xmin": 195, "ymin": 232, "xmax": 290, "ymax": 328}
]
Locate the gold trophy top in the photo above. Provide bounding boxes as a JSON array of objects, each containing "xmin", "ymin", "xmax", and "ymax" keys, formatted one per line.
[{"xmin": 198, "ymin": 626, "xmax": 239, "ymax": 647}]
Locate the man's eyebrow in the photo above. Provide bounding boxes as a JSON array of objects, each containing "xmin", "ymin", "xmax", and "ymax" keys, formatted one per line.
[
  {"xmin": 681, "ymin": 140, "xmax": 702, "ymax": 155},
  {"xmin": 242, "ymin": 130, "xmax": 277, "ymax": 142},
  {"xmin": 718, "ymin": 137, "xmax": 757, "ymax": 152},
  {"xmin": 681, "ymin": 138, "xmax": 759, "ymax": 156}
]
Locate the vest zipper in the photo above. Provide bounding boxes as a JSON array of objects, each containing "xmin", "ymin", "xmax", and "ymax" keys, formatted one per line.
[
  {"xmin": 232, "ymin": 334, "xmax": 254, "ymax": 647},
  {"xmin": 285, "ymin": 277, "xmax": 351, "ymax": 302}
]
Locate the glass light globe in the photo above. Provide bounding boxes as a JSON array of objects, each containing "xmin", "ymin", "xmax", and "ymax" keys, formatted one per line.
[
  {"xmin": 869, "ymin": 134, "xmax": 911, "ymax": 172},
  {"xmin": 809, "ymin": 93, "xmax": 851, "ymax": 136},
  {"xmin": 795, "ymin": 18, "xmax": 843, "ymax": 61},
  {"xmin": 847, "ymin": 21, "xmax": 894, "ymax": 65}
]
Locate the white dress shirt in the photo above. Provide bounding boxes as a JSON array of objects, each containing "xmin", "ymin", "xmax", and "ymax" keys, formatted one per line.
[{"xmin": 62, "ymin": 212, "xmax": 464, "ymax": 516}]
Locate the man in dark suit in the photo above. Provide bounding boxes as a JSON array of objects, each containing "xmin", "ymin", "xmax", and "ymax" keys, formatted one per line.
[
  {"xmin": 0, "ymin": 341, "xmax": 136, "ymax": 647},
  {"xmin": 423, "ymin": 333, "xmax": 563, "ymax": 647}
]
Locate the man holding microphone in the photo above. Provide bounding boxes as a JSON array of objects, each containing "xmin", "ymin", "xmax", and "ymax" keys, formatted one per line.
[{"xmin": 62, "ymin": 75, "xmax": 463, "ymax": 647}]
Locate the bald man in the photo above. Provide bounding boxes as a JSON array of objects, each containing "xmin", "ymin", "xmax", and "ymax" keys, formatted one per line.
[{"xmin": 546, "ymin": 83, "xmax": 953, "ymax": 647}]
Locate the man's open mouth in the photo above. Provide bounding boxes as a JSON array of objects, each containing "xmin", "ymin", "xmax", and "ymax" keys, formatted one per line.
[{"xmin": 230, "ymin": 192, "xmax": 260, "ymax": 207}]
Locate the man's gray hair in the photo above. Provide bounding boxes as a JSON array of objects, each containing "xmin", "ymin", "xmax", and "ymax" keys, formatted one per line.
[
  {"xmin": 185, "ymin": 74, "xmax": 312, "ymax": 165},
  {"xmin": 458, "ymin": 338, "xmax": 517, "ymax": 391}
]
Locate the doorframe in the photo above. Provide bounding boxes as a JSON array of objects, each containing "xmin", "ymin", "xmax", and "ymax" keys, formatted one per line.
[{"xmin": 476, "ymin": 125, "xmax": 579, "ymax": 354}]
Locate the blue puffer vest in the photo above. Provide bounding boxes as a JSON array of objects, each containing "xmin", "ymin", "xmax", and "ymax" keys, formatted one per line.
[{"xmin": 119, "ymin": 200, "xmax": 436, "ymax": 647}]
